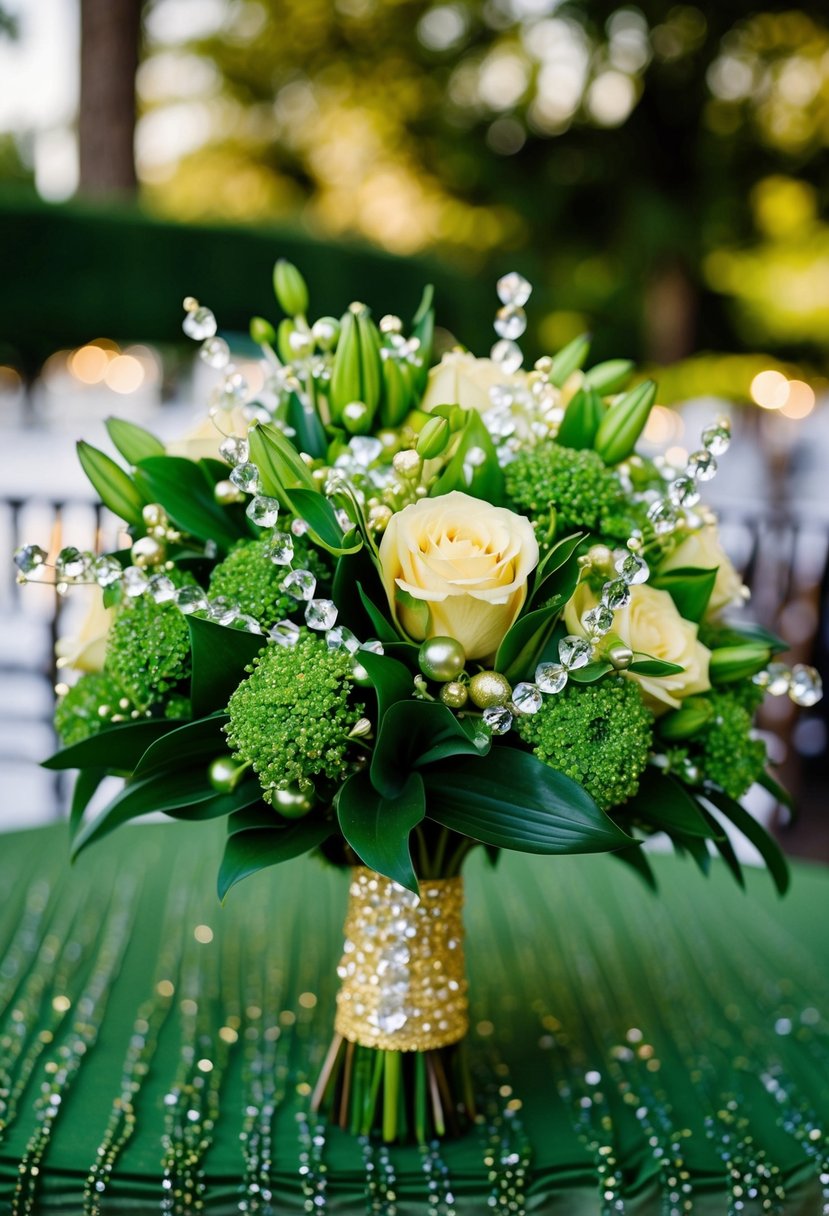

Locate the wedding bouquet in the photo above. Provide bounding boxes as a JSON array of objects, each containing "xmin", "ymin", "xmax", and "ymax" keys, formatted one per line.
[{"xmin": 18, "ymin": 263, "xmax": 821, "ymax": 1143}]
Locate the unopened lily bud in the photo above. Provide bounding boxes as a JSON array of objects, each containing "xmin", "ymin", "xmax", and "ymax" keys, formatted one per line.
[
  {"xmin": 594, "ymin": 380, "xmax": 657, "ymax": 465},
  {"xmin": 250, "ymin": 316, "xmax": 276, "ymax": 346},
  {"xmin": 416, "ymin": 416, "xmax": 451, "ymax": 459},
  {"xmin": 273, "ymin": 258, "xmax": 309, "ymax": 316}
]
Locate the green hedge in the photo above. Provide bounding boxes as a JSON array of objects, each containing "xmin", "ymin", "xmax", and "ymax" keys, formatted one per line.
[{"xmin": 0, "ymin": 192, "xmax": 496, "ymax": 375}]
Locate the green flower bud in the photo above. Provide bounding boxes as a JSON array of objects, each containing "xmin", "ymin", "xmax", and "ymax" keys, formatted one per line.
[
  {"xmin": 584, "ymin": 359, "xmax": 634, "ymax": 394},
  {"xmin": 250, "ymin": 316, "xmax": 276, "ymax": 346},
  {"xmin": 277, "ymin": 318, "xmax": 295, "ymax": 364},
  {"xmin": 709, "ymin": 644, "xmax": 772, "ymax": 684},
  {"xmin": 594, "ymin": 380, "xmax": 657, "ymax": 465},
  {"xmin": 658, "ymin": 698, "xmax": 714, "ymax": 741},
  {"xmin": 273, "ymin": 258, "xmax": 309, "ymax": 317},
  {"xmin": 548, "ymin": 333, "xmax": 591, "ymax": 388},
  {"xmin": 416, "ymin": 416, "xmax": 451, "ymax": 459}
]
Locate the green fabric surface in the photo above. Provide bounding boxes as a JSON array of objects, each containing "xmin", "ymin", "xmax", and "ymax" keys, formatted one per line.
[{"xmin": 0, "ymin": 821, "xmax": 827, "ymax": 1214}]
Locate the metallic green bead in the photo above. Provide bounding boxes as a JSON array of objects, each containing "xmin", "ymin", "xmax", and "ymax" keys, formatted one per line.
[
  {"xmin": 273, "ymin": 785, "xmax": 315, "ymax": 818},
  {"xmin": 440, "ymin": 680, "xmax": 469, "ymax": 709},
  {"xmin": 208, "ymin": 757, "xmax": 244, "ymax": 793},
  {"xmin": 468, "ymin": 670, "xmax": 512, "ymax": 708},
  {"xmin": 418, "ymin": 637, "xmax": 466, "ymax": 683}
]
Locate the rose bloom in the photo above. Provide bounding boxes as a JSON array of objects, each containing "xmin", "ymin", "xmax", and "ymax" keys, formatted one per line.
[
  {"xmin": 420, "ymin": 352, "xmax": 527, "ymax": 414},
  {"xmin": 55, "ymin": 587, "xmax": 114, "ymax": 674},
  {"xmin": 378, "ymin": 490, "xmax": 539, "ymax": 662},
  {"xmin": 565, "ymin": 582, "xmax": 711, "ymax": 713},
  {"xmin": 659, "ymin": 525, "xmax": 743, "ymax": 618}
]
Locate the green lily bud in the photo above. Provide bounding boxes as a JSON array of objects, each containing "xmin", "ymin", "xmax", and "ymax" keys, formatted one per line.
[
  {"xmin": 548, "ymin": 333, "xmax": 591, "ymax": 388},
  {"xmin": 342, "ymin": 401, "xmax": 372, "ymax": 434},
  {"xmin": 658, "ymin": 698, "xmax": 714, "ymax": 741},
  {"xmin": 356, "ymin": 309, "xmax": 382, "ymax": 413},
  {"xmin": 273, "ymin": 258, "xmax": 309, "ymax": 317},
  {"xmin": 380, "ymin": 355, "xmax": 411, "ymax": 427},
  {"xmin": 250, "ymin": 316, "xmax": 276, "ymax": 347},
  {"xmin": 584, "ymin": 359, "xmax": 634, "ymax": 394},
  {"xmin": 312, "ymin": 316, "xmax": 340, "ymax": 351},
  {"xmin": 416, "ymin": 415, "xmax": 451, "ymax": 459},
  {"xmin": 329, "ymin": 309, "xmax": 361, "ymax": 422},
  {"xmin": 555, "ymin": 386, "xmax": 605, "ymax": 450},
  {"xmin": 594, "ymin": 380, "xmax": 657, "ymax": 465},
  {"xmin": 276, "ymin": 317, "xmax": 296, "ymax": 364},
  {"xmin": 710, "ymin": 644, "xmax": 772, "ymax": 684}
]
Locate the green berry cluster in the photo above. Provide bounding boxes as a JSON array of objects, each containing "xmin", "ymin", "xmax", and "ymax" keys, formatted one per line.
[
  {"xmin": 54, "ymin": 672, "xmax": 129, "ymax": 747},
  {"xmin": 226, "ymin": 633, "xmax": 365, "ymax": 804},
  {"xmin": 105, "ymin": 590, "xmax": 192, "ymax": 712},
  {"xmin": 505, "ymin": 442, "xmax": 637, "ymax": 544},
  {"xmin": 208, "ymin": 535, "xmax": 330, "ymax": 631},
  {"xmin": 516, "ymin": 677, "xmax": 653, "ymax": 810},
  {"xmin": 678, "ymin": 686, "xmax": 767, "ymax": 799}
]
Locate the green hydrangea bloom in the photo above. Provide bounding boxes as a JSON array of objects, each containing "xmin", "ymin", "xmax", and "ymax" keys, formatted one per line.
[
  {"xmin": 516, "ymin": 676, "xmax": 653, "ymax": 810},
  {"xmin": 105, "ymin": 591, "xmax": 191, "ymax": 712},
  {"xmin": 694, "ymin": 688, "xmax": 767, "ymax": 799},
  {"xmin": 55, "ymin": 672, "xmax": 131, "ymax": 747},
  {"xmin": 226, "ymin": 633, "xmax": 365, "ymax": 804},
  {"xmin": 208, "ymin": 535, "xmax": 330, "ymax": 631},
  {"xmin": 505, "ymin": 442, "xmax": 636, "ymax": 543}
]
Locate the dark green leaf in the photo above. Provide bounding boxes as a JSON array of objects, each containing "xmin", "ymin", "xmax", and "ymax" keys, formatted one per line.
[
  {"xmin": 651, "ymin": 566, "xmax": 718, "ymax": 623},
  {"xmin": 357, "ymin": 583, "xmax": 404, "ymax": 644},
  {"xmin": 187, "ymin": 615, "xmax": 266, "ymax": 718},
  {"xmin": 69, "ymin": 768, "xmax": 106, "ymax": 834},
  {"xmin": 612, "ymin": 843, "xmax": 658, "ymax": 891},
  {"xmin": 628, "ymin": 656, "xmax": 685, "ymax": 677},
  {"xmin": 218, "ymin": 818, "xmax": 331, "ymax": 900},
  {"xmin": 136, "ymin": 456, "xmax": 244, "ymax": 551},
  {"xmin": 706, "ymin": 621, "xmax": 787, "ymax": 656},
  {"xmin": 43, "ymin": 719, "xmax": 183, "ymax": 771},
  {"xmin": 286, "ymin": 487, "xmax": 362, "ymax": 556},
  {"xmin": 628, "ymin": 768, "xmax": 719, "ymax": 839},
  {"xmin": 287, "ymin": 392, "xmax": 328, "ymax": 460},
  {"xmin": 133, "ymin": 713, "xmax": 229, "ymax": 778},
  {"xmin": 699, "ymin": 807, "xmax": 745, "ymax": 889},
  {"xmin": 423, "ymin": 748, "xmax": 632, "ymax": 854},
  {"xmin": 757, "ymin": 769, "xmax": 794, "ymax": 811},
  {"xmin": 338, "ymin": 769, "xmax": 425, "ymax": 893},
  {"xmin": 657, "ymin": 698, "xmax": 713, "ymax": 741},
  {"xmin": 548, "ymin": 333, "xmax": 591, "ymax": 388},
  {"xmin": 568, "ymin": 660, "xmax": 613, "ymax": 684},
  {"xmin": 356, "ymin": 649, "xmax": 414, "ymax": 720},
  {"xmin": 672, "ymin": 830, "xmax": 712, "ymax": 875},
  {"xmin": 432, "ymin": 410, "xmax": 504, "ymax": 504},
  {"xmin": 371, "ymin": 700, "xmax": 489, "ymax": 798},
  {"xmin": 105, "ymin": 417, "xmax": 165, "ymax": 464},
  {"xmin": 529, "ymin": 532, "xmax": 584, "ymax": 608},
  {"xmin": 77, "ymin": 441, "xmax": 146, "ymax": 527},
  {"xmin": 704, "ymin": 789, "xmax": 790, "ymax": 895}
]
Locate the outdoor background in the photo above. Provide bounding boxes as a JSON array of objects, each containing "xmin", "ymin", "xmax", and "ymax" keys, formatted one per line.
[{"xmin": 0, "ymin": 0, "xmax": 826, "ymax": 857}]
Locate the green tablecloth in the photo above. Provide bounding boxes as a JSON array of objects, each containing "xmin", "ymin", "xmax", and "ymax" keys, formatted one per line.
[{"xmin": 0, "ymin": 821, "xmax": 827, "ymax": 1214}]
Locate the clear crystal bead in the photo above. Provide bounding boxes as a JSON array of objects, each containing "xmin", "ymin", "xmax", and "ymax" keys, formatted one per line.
[
  {"xmin": 686, "ymin": 449, "xmax": 717, "ymax": 481},
  {"xmin": 647, "ymin": 500, "xmax": 679, "ymax": 535},
  {"xmin": 765, "ymin": 663, "xmax": 791, "ymax": 697},
  {"xmin": 326, "ymin": 625, "xmax": 360, "ymax": 654},
  {"xmin": 511, "ymin": 682, "xmax": 543, "ymax": 715},
  {"xmin": 376, "ymin": 1010, "xmax": 408, "ymax": 1034},
  {"xmin": 559, "ymin": 636, "xmax": 592, "ymax": 670},
  {"xmin": 494, "ymin": 305, "xmax": 527, "ymax": 341},
  {"xmin": 582, "ymin": 604, "xmax": 615, "ymax": 637},
  {"xmin": 482, "ymin": 705, "xmax": 513, "ymax": 734},
  {"xmin": 147, "ymin": 574, "xmax": 176, "ymax": 604},
  {"xmin": 701, "ymin": 421, "xmax": 731, "ymax": 456},
  {"xmin": 13, "ymin": 544, "xmax": 47, "ymax": 574},
  {"xmin": 217, "ymin": 369, "xmax": 249, "ymax": 407},
  {"xmin": 246, "ymin": 496, "xmax": 280, "ymax": 528},
  {"xmin": 602, "ymin": 578, "xmax": 631, "ymax": 611},
  {"xmin": 490, "ymin": 339, "xmax": 523, "ymax": 374},
  {"xmin": 232, "ymin": 613, "xmax": 262, "ymax": 634},
  {"xmin": 282, "ymin": 569, "xmax": 316, "ymax": 601},
  {"xmin": 182, "ymin": 306, "xmax": 217, "ymax": 341},
  {"xmin": 361, "ymin": 639, "xmax": 385, "ymax": 655},
  {"xmin": 535, "ymin": 662, "xmax": 568, "ymax": 694},
  {"xmin": 267, "ymin": 532, "xmax": 294, "ymax": 566},
  {"xmin": 269, "ymin": 620, "xmax": 301, "ymax": 647},
  {"xmin": 176, "ymin": 585, "xmax": 209, "ymax": 614},
  {"xmin": 56, "ymin": 547, "xmax": 89, "ymax": 580},
  {"xmin": 668, "ymin": 476, "xmax": 700, "ymax": 508},
  {"xmin": 305, "ymin": 599, "xmax": 338, "ymax": 630},
  {"xmin": 496, "ymin": 271, "xmax": 532, "ymax": 308},
  {"xmin": 616, "ymin": 552, "xmax": 649, "ymax": 585},
  {"xmin": 789, "ymin": 664, "xmax": 822, "ymax": 707},
  {"xmin": 229, "ymin": 462, "xmax": 260, "ymax": 493},
  {"xmin": 199, "ymin": 336, "xmax": 230, "ymax": 368},
  {"xmin": 219, "ymin": 436, "xmax": 249, "ymax": 466},
  {"xmin": 123, "ymin": 566, "xmax": 149, "ymax": 598},
  {"xmin": 90, "ymin": 555, "xmax": 122, "ymax": 587}
]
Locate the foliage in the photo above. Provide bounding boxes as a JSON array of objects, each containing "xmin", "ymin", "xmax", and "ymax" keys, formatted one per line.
[
  {"xmin": 668, "ymin": 685, "xmax": 768, "ymax": 801},
  {"xmin": 55, "ymin": 672, "xmax": 131, "ymax": 747},
  {"xmin": 208, "ymin": 535, "xmax": 330, "ymax": 631},
  {"xmin": 504, "ymin": 442, "xmax": 636, "ymax": 544},
  {"xmin": 105, "ymin": 588, "xmax": 192, "ymax": 713}
]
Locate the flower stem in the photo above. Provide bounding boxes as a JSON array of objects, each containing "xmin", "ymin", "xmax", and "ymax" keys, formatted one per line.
[{"xmin": 382, "ymin": 1051, "xmax": 401, "ymax": 1143}]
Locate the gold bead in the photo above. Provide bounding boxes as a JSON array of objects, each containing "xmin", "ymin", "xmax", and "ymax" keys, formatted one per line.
[
  {"xmin": 142, "ymin": 503, "xmax": 167, "ymax": 529},
  {"xmin": 393, "ymin": 449, "xmax": 423, "ymax": 480},
  {"xmin": 214, "ymin": 479, "xmax": 244, "ymax": 505},
  {"xmin": 587, "ymin": 544, "xmax": 614, "ymax": 575},
  {"xmin": 131, "ymin": 536, "xmax": 166, "ymax": 568},
  {"xmin": 468, "ymin": 671, "xmax": 512, "ymax": 709},
  {"xmin": 440, "ymin": 681, "xmax": 469, "ymax": 709}
]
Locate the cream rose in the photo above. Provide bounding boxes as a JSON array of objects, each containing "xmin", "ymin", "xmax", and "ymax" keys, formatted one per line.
[
  {"xmin": 565, "ymin": 582, "xmax": 711, "ymax": 713},
  {"xmin": 420, "ymin": 352, "xmax": 527, "ymax": 414},
  {"xmin": 55, "ymin": 587, "xmax": 115, "ymax": 674},
  {"xmin": 378, "ymin": 491, "xmax": 539, "ymax": 661},
  {"xmin": 660, "ymin": 525, "xmax": 743, "ymax": 618},
  {"xmin": 166, "ymin": 407, "xmax": 250, "ymax": 462}
]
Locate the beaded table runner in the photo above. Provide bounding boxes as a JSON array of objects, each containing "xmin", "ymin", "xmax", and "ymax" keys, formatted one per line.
[{"xmin": 0, "ymin": 821, "xmax": 827, "ymax": 1214}]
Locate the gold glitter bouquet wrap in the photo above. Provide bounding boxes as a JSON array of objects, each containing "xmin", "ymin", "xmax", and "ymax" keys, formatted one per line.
[{"xmin": 334, "ymin": 867, "xmax": 469, "ymax": 1052}]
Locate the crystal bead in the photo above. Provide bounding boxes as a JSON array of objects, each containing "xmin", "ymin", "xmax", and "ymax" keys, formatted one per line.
[
  {"xmin": 267, "ymin": 532, "xmax": 294, "ymax": 566},
  {"xmin": 13, "ymin": 544, "xmax": 47, "ymax": 574},
  {"xmin": 668, "ymin": 476, "xmax": 700, "ymax": 508},
  {"xmin": 183, "ymin": 305, "xmax": 217, "ymax": 341},
  {"xmin": 559, "ymin": 636, "xmax": 592, "ymax": 670},
  {"xmin": 305, "ymin": 599, "xmax": 338, "ymax": 630},
  {"xmin": 229, "ymin": 462, "xmax": 260, "ymax": 493},
  {"xmin": 602, "ymin": 579, "xmax": 631, "ymax": 611},
  {"xmin": 55, "ymin": 547, "xmax": 89, "ymax": 580},
  {"xmin": 686, "ymin": 449, "xmax": 717, "ymax": 481},
  {"xmin": 123, "ymin": 566, "xmax": 148, "ymax": 598},
  {"xmin": 789, "ymin": 664, "xmax": 822, "ymax": 707},
  {"xmin": 616, "ymin": 552, "xmax": 649, "ymax": 585},
  {"xmin": 219, "ymin": 436, "xmax": 249, "ymax": 466},
  {"xmin": 496, "ymin": 271, "xmax": 532, "ymax": 308},
  {"xmin": 147, "ymin": 574, "xmax": 176, "ymax": 604},
  {"xmin": 349, "ymin": 436, "xmax": 383, "ymax": 466},
  {"xmin": 199, "ymin": 336, "xmax": 230, "ymax": 368},
  {"xmin": 482, "ymin": 705, "xmax": 513, "ymax": 734},
  {"xmin": 282, "ymin": 569, "xmax": 316, "ymax": 601},
  {"xmin": 494, "ymin": 305, "xmax": 527, "ymax": 341},
  {"xmin": 269, "ymin": 620, "xmax": 301, "ymax": 648},
  {"xmin": 217, "ymin": 369, "xmax": 249, "ymax": 407},
  {"xmin": 176, "ymin": 585, "xmax": 209, "ymax": 614},
  {"xmin": 511, "ymin": 682, "xmax": 543, "ymax": 715},
  {"xmin": 765, "ymin": 663, "xmax": 791, "ymax": 697},
  {"xmin": 535, "ymin": 662, "xmax": 568, "ymax": 694},
  {"xmin": 701, "ymin": 421, "xmax": 731, "ymax": 456},
  {"xmin": 90, "ymin": 555, "xmax": 122, "ymax": 587},
  {"xmin": 326, "ymin": 625, "xmax": 360, "ymax": 654},
  {"xmin": 376, "ymin": 1010, "xmax": 408, "ymax": 1034},
  {"xmin": 209, "ymin": 602, "xmax": 239, "ymax": 626},
  {"xmin": 246, "ymin": 495, "xmax": 280, "ymax": 528},
  {"xmin": 647, "ymin": 500, "xmax": 679, "ymax": 535},
  {"xmin": 582, "ymin": 604, "xmax": 615, "ymax": 637},
  {"xmin": 490, "ymin": 339, "xmax": 523, "ymax": 374},
  {"xmin": 232, "ymin": 613, "xmax": 262, "ymax": 634}
]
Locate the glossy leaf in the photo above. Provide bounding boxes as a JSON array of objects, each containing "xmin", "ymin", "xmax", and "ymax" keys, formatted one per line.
[
  {"xmin": 651, "ymin": 566, "xmax": 718, "ymax": 623},
  {"xmin": 423, "ymin": 749, "xmax": 632, "ymax": 854},
  {"xmin": 568, "ymin": 660, "xmax": 613, "ymax": 684},
  {"xmin": 69, "ymin": 768, "xmax": 106, "ymax": 834},
  {"xmin": 699, "ymin": 806, "xmax": 745, "ymax": 889},
  {"xmin": 704, "ymin": 789, "xmax": 790, "ymax": 895},
  {"xmin": 628, "ymin": 768, "xmax": 719, "ymax": 839},
  {"xmin": 287, "ymin": 392, "xmax": 328, "ymax": 460},
  {"xmin": 371, "ymin": 700, "xmax": 489, "ymax": 798},
  {"xmin": 286, "ymin": 487, "xmax": 362, "ymax": 556},
  {"xmin": 757, "ymin": 770, "xmax": 794, "ymax": 811},
  {"xmin": 133, "ymin": 713, "xmax": 229, "ymax": 778},
  {"xmin": 136, "ymin": 456, "xmax": 243, "ymax": 551},
  {"xmin": 218, "ymin": 818, "xmax": 331, "ymax": 900},
  {"xmin": 628, "ymin": 655, "xmax": 686, "ymax": 677},
  {"xmin": 658, "ymin": 699, "xmax": 714, "ymax": 741},
  {"xmin": 706, "ymin": 621, "xmax": 788, "ymax": 656},
  {"xmin": 357, "ymin": 583, "xmax": 404, "ymax": 644},
  {"xmin": 613, "ymin": 843, "xmax": 657, "ymax": 891},
  {"xmin": 105, "ymin": 417, "xmax": 165, "ymax": 465},
  {"xmin": 337, "ymin": 769, "xmax": 425, "ymax": 894},
  {"xmin": 357, "ymin": 649, "xmax": 414, "ymax": 720},
  {"xmin": 188, "ymin": 615, "xmax": 266, "ymax": 719},
  {"xmin": 77, "ymin": 441, "xmax": 146, "ymax": 527},
  {"xmin": 248, "ymin": 421, "xmax": 316, "ymax": 507},
  {"xmin": 43, "ymin": 719, "xmax": 182, "ymax": 772},
  {"xmin": 432, "ymin": 410, "xmax": 504, "ymax": 504},
  {"xmin": 529, "ymin": 532, "xmax": 584, "ymax": 608}
]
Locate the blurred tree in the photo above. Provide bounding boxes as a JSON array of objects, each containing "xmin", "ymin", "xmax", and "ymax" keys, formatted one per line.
[{"xmin": 78, "ymin": 0, "xmax": 144, "ymax": 195}]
